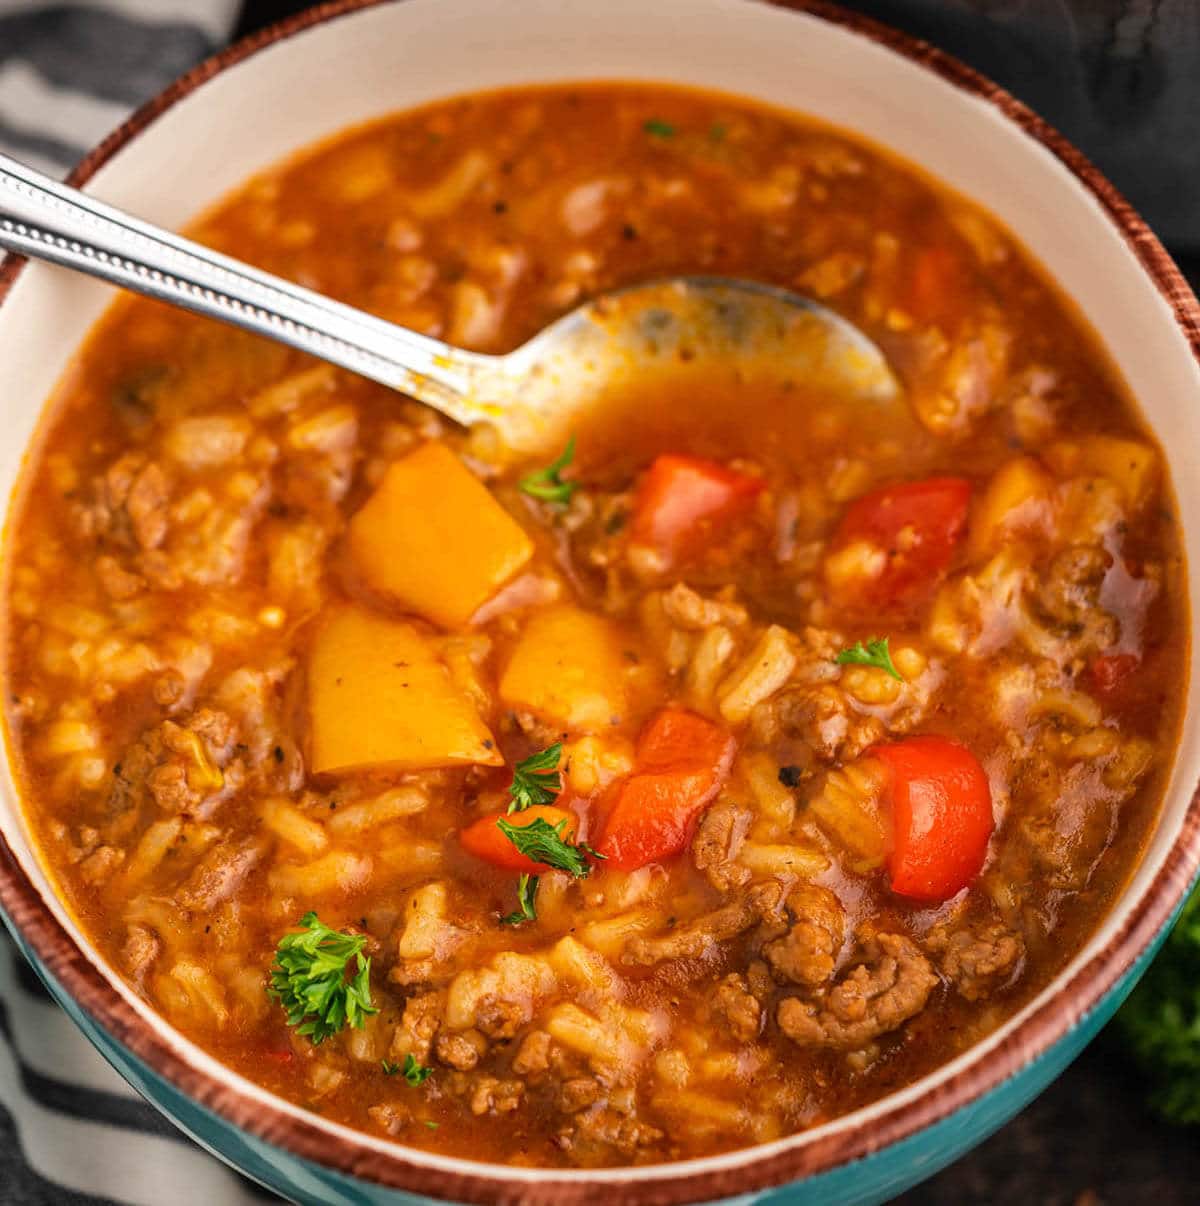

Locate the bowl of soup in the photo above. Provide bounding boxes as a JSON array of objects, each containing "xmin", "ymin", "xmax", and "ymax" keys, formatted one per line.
[{"xmin": 0, "ymin": 1, "xmax": 1197, "ymax": 1203}]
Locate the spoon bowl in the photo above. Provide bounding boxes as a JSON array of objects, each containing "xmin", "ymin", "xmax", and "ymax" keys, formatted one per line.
[{"xmin": 477, "ymin": 276, "xmax": 903, "ymax": 453}]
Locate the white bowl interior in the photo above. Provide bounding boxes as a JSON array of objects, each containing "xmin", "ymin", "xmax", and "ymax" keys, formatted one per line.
[{"xmin": 0, "ymin": 0, "xmax": 1197, "ymax": 1185}]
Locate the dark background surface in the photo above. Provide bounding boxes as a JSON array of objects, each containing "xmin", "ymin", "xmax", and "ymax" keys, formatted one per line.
[{"xmin": 230, "ymin": 3, "xmax": 1200, "ymax": 1202}]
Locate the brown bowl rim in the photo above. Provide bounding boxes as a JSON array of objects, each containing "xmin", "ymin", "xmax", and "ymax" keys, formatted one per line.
[{"xmin": 0, "ymin": 1, "xmax": 1198, "ymax": 1202}]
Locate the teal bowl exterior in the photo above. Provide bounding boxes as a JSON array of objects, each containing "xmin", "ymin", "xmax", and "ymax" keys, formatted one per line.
[{"xmin": 0, "ymin": 899, "xmax": 1183, "ymax": 1206}]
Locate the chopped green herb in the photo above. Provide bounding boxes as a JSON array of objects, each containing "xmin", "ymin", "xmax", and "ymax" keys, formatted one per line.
[
  {"xmin": 401, "ymin": 1053, "xmax": 433, "ymax": 1087},
  {"xmin": 381, "ymin": 1059, "xmax": 401, "ymax": 1076},
  {"xmin": 519, "ymin": 437, "xmax": 578, "ymax": 505},
  {"xmin": 501, "ymin": 873, "xmax": 539, "ymax": 926},
  {"xmin": 644, "ymin": 118, "xmax": 676, "ymax": 138},
  {"xmin": 835, "ymin": 636, "xmax": 903, "ymax": 681},
  {"xmin": 268, "ymin": 913, "xmax": 376, "ymax": 1045},
  {"xmin": 708, "ymin": 121, "xmax": 727, "ymax": 142},
  {"xmin": 423, "ymin": 1120, "xmax": 440, "ymax": 1130},
  {"xmin": 508, "ymin": 742, "xmax": 564, "ymax": 813},
  {"xmin": 496, "ymin": 816, "xmax": 597, "ymax": 878}
]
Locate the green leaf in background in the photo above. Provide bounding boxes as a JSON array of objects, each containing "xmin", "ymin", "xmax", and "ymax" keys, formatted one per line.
[{"xmin": 1117, "ymin": 887, "xmax": 1200, "ymax": 1123}]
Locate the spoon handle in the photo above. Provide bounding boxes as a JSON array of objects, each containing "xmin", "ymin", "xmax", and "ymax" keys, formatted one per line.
[{"xmin": 0, "ymin": 152, "xmax": 491, "ymax": 423}]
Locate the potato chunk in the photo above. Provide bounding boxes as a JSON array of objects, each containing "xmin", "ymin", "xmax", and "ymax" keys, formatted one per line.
[
  {"xmin": 968, "ymin": 455, "xmax": 1054, "ymax": 560},
  {"xmin": 1045, "ymin": 436, "xmax": 1158, "ymax": 513},
  {"xmin": 499, "ymin": 604, "xmax": 631, "ymax": 731},
  {"xmin": 348, "ymin": 442, "xmax": 533, "ymax": 629},
  {"xmin": 308, "ymin": 603, "xmax": 502, "ymax": 774}
]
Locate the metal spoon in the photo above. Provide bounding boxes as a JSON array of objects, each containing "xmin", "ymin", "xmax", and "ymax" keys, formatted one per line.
[{"xmin": 0, "ymin": 152, "xmax": 901, "ymax": 454}]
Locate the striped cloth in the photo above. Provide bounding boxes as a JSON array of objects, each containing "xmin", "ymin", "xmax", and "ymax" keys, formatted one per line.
[
  {"xmin": 0, "ymin": 0, "xmax": 238, "ymax": 174},
  {"xmin": 0, "ymin": 8, "xmax": 287, "ymax": 1201},
  {"xmin": 0, "ymin": 942, "xmax": 277, "ymax": 1203}
]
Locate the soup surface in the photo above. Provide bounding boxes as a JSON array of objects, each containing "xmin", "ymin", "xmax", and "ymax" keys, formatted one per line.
[{"xmin": 2, "ymin": 85, "xmax": 1188, "ymax": 1167}]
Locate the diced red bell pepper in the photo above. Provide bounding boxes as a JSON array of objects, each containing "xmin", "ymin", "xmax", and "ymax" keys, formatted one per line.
[
  {"xmin": 596, "ymin": 708, "xmax": 735, "ymax": 869},
  {"xmin": 636, "ymin": 706, "xmax": 735, "ymax": 771},
  {"xmin": 906, "ymin": 244, "xmax": 966, "ymax": 325},
  {"xmin": 459, "ymin": 804, "xmax": 578, "ymax": 874},
  {"xmin": 829, "ymin": 476, "xmax": 970, "ymax": 608},
  {"xmin": 872, "ymin": 735, "xmax": 994, "ymax": 903},
  {"xmin": 631, "ymin": 454, "xmax": 764, "ymax": 565},
  {"xmin": 1089, "ymin": 652, "xmax": 1140, "ymax": 698}
]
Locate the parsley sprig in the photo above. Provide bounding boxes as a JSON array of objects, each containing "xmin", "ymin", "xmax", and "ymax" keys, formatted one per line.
[
  {"xmin": 519, "ymin": 437, "xmax": 578, "ymax": 505},
  {"xmin": 508, "ymin": 743, "xmax": 564, "ymax": 813},
  {"xmin": 382, "ymin": 1054, "xmax": 433, "ymax": 1086},
  {"xmin": 268, "ymin": 913, "xmax": 376, "ymax": 1045},
  {"xmin": 501, "ymin": 873, "xmax": 539, "ymax": 926},
  {"xmin": 835, "ymin": 636, "xmax": 903, "ymax": 682},
  {"xmin": 497, "ymin": 743, "xmax": 591, "ymax": 926},
  {"xmin": 496, "ymin": 816, "xmax": 600, "ymax": 878}
]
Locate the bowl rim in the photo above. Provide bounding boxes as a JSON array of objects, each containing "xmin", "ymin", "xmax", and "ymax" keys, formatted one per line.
[{"xmin": 0, "ymin": 1, "xmax": 1199, "ymax": 1202}]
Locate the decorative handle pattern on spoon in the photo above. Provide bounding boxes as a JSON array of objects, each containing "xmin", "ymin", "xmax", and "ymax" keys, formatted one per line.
[{"xmin": 0, "ymin": 152, "xmax": 489, "ymax": 422}]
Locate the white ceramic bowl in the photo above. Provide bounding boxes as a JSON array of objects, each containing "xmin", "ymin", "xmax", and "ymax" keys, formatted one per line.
[{"xmin": 1, "ymin": 3, "xmax": 1198, "ymax": 1203}]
